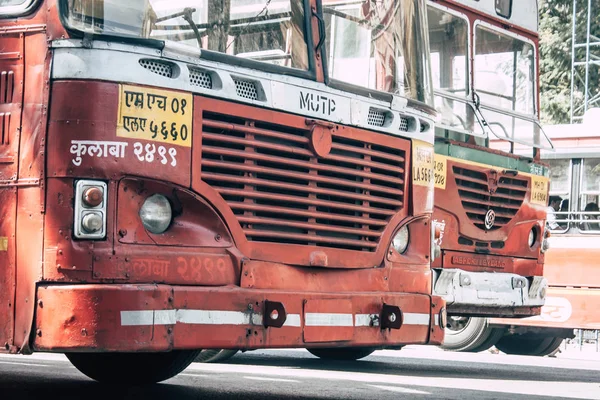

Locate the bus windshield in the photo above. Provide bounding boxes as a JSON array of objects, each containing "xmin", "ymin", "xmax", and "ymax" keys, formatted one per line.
[
  {"xmin": 323, "ymin": 0, "xmax": 433, "ymax": 105},
  {"xmin": 475, "ymin": 24, "xmax": 553, "ymax": 150},
  {"xmin": 63, "ymin": 0, "xmax": 311, "ymax": 70}
]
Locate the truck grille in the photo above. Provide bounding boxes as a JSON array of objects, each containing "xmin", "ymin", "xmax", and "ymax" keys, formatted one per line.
[
  {"xmin": 201, "ymin": 111, "xmax": 406, "ymax": 251},
  {"xmin": 453, "ymin": 166, "xmax": 528, "ymax": 230}
]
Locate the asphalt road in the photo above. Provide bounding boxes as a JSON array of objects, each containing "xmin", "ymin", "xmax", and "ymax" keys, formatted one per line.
[{"xmin": 1, "ymin": 346, "xmax": 600, "ymax": 400}]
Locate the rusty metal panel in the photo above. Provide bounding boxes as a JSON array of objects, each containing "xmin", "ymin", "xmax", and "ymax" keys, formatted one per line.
[
  {"xmin": 0, "ymin": 187, "xmax": 16, "ymax": 352},
  {"xmin": 303, "ymin": 299, "xmax": 354, "ymax": 343},
  {"xmin": 33, "ymin": 284, "xmax": 439, "ymax": 352},
  {"xmin": 0, "ymin": 33, "xmax": 24, "ymax": 181}
]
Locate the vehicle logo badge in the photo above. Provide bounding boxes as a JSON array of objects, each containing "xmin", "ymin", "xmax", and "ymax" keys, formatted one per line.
[{"xmin": 484, "ymin": 209, "xmax": 496, "ymax": 230}]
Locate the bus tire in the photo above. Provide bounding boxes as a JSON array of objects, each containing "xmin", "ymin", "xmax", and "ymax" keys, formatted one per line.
[
  {"xmin": 66, "ymin": 350, "xmax": 201, "ymax": 384},
  {"xmin": 495, "ymin": 334, "xmax": 564, "ymax": 357},
  {"xmin": 307, "ymin": 347, "xmax": 376, "ymax": 361},
  {"xmin": 442, "ymin": 317, "xmax": 505, "ymax": 352},
  {"xmin": 194, "ymin": 349, "xmax": 239, "ymax": 363}
]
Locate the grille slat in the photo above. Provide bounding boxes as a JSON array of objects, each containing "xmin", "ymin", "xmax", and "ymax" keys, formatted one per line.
[
  {"xmin": 202, "ymin": 173, "xmax": 401, "ymax": 208},
  {"xmin": 203, "ymin": 160, "xmax": 405, "ymax": 197},
  {"xmin": 203, "ymin": 146, "xmax": 405, "ymax": 186},
  {"xmin": 332, "ymin": 142, "xmax": 405, "ymax": 164},
  {"xmin": 453, "ymin": 166, "xmax": 528, "ymax": 231},
  {"xmin": 238, "ymin": 217, "xmax": 382, "ymax": 238},
  {"xmin": 229, "ymin": 202, "xmax": 389, "ymax": 227},
  {"xmin": 242, "ymin": 230, "xmax": 379, "ymax": 249},
  {"xmin": 202, "ymin": 112, "xmax": 406, "ymax": 251},
  {"xmin": 216, "ymin": 188, "xmax": 399, "ymax": 215}
]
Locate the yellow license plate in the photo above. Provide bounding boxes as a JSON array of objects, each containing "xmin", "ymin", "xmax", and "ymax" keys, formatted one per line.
[
  {"xmin": 531, "ymin": 175, "xmax": 549, "ymax": 206},
  {"xmin": 117, "ymin": 85, "xmax": 193, "ymax": 147},
  {"xmin": 412, "ymin": 140, "xmax": 434, "ymax": 187}
]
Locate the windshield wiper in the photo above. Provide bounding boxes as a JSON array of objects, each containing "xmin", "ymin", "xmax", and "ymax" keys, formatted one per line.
[{"xmin": 156, "ymin": 7, "xmax": 203, "ymax": 50}]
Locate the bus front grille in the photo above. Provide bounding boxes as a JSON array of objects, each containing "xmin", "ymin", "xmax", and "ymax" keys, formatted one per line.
[
  {"xmin": 452, "ymin": 166, "xmax": 528, "ymax": 230},
  {"xmin": 201, "ymin": 111, "xmax": 406, "ymax": 252}
]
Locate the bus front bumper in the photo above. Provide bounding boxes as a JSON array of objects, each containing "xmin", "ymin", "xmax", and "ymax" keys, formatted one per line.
[
  {"xmin": 433, "ymin": 269, "xmax": 547, "ymax": 317},
  {"xmin": 33, "ymin": 284, "xmax": 446, "ymax": 352}
]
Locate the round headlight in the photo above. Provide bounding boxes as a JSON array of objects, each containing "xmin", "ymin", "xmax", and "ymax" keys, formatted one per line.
[
  {"xmin": 392, "ymin": 225, "xmax": 410, "ymax": 254},
  {"xmin": 139, "ymin": 194, "xmax": 172, "ymax": 234},
  {"xmin": 528, "ymin": 228, "xmax": 536, "ymax": 248}
]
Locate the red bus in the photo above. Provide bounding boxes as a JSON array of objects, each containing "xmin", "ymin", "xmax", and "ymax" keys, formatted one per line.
[
  {"xmin": 425, "ymin": 0, "xmax": 553, "ymax": 351},
  {"xmin": 0, "ymin": 0, "xmax": 445, "ymax": 382}
]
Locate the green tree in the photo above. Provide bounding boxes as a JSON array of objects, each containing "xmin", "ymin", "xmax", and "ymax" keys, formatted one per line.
[{"xmin": 539, "ymin": 0, "xmax": 600, "ymax": 124}]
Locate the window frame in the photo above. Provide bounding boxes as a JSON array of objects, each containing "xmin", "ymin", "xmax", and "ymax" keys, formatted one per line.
[
  {"xmin": 547, "ymin": 158, "xmax": 573, "ymax": 234},
  {"xmin": 0, "ymin": 0, "xmax": 39, "ymax": 18},
  {"xmin": 578, "ymin": 157, "xmax": 600, "ymax": 234},
  {"xmin": 58, "ymin": 0, "xmax": 318, "ymax": 81}
]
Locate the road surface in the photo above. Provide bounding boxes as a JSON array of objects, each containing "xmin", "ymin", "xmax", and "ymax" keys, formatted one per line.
[{"xmin": 1, "ymin": 346, "xmax": 600, "ymax": 399}]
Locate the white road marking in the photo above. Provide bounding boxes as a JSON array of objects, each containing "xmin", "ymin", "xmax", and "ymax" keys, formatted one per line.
[
  {"xmin": 0, "ymin": 361, "xmax": 51, "ymax": 368},
  {"xmin": 368, "ymin": 384, "xmax": 431, "ymax": 394},
  {"xmin": 244, "ymin": 376, "xmax": 299, "ymax": 383},
  {"xmin": 186, "ymin": 360, "xmax": 600, "ymax": 399},
  {"xmin": 178, "ymin": 373, "xmax": 211, "ymax": 378}
]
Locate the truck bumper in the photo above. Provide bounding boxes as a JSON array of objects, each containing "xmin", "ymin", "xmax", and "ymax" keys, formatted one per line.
[
  {"xmin": 33, "ymin": 284, "xmax": 446, "ymax": 352},
  {"xmin": 433, "ymin": 269, "xmax": 547, "ymax": 317}
]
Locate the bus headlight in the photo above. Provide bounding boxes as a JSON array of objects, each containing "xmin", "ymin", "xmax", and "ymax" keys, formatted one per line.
[
  {"xmin": 392, "ymin": 225, "xmax": 410, "ymax": 254},
  {"xmin": 74, "ymin": 180, "xmax": 107, "ymax": 240},
  {"xmin": 528, "ymin": 228, "xmax": 536, "ymax": 248},
  {"xmin": 139, "ymin": 194, "xmax": 172, "ymax": 234}
]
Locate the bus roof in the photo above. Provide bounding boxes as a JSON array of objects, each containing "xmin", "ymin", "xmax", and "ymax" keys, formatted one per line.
[{"xmin": 442, "ymin": 0, "xmax": 538, "ymax": 34}]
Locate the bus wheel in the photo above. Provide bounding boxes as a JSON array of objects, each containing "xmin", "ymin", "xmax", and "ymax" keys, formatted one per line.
[
  {"xmin": 66, "ymin": 350, "xmax": 201, "ymax": 384},
  {"xmin": 194, "ymin": 349, "xmax": 238, "ymax": 363},
  {"xmin": 495, "ymin": 334, "xmax": 564, "ymax": 357},
  {"xmin": 442, "ymin": 316, "xmax": 505, "ymax": 352},
  {"xmin": 307, "ymin": 347, "xmax": 376, "ymax": 361}
]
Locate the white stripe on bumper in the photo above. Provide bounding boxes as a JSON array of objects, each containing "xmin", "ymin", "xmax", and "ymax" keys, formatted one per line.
[{"xmin": 120, "ymin": 310, "xmax": 432, "ymax": 327}]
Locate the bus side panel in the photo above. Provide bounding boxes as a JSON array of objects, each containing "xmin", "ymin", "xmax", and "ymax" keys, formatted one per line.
[
  {"xmin": 0, "ymin": 189, "xmax": 16, "ymax": 352},
  {"xmin": 0, "ymin": 30, "xmax": 26, "ymax": 353},
  {"xmin": 13, "ymin": 32, "xmax": 50, "ymax": 353}
]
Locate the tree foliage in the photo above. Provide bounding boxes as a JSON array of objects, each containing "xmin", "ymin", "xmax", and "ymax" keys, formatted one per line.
[{"xmin": 539, "ymin": 0, "xmax": 600, "ymax": 124}]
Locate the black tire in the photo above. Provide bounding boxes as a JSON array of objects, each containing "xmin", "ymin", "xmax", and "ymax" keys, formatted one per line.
[
  {"xmin": 307, "ymin": 347, "xmax": 376, "ymax": 361},
  {"xmin": 66, "ymin": 350, "xmax": 201, "ymax": 384},
  {"xmin": 495, "ymin": 334, "xmax": 564, "ymax": 357},
  {"xmin": 442, "ymin": 317, "xmax": 505, "ymax": 352},
  {"xmin": 194, "ymin": 349, "xmax": 238, "ymax": 363}
]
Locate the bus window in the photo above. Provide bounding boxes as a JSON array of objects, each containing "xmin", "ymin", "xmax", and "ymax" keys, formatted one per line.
[
  {"xmin": 323, "ymin": 0, "xmax": 433, "ymax": 104},
  {"xmin": 547, "ymin": 159, "xmax": 571, "ymax": 231},
  {"xmin": 65, "ymin": 0, "xmax": 310, "ymax": 71},
  {"xmin": 427, "ymin": 6, "xmax": 478, "ymax": 143},
  {"xmin": 580, "ymin": 158, "xmax": 600, "ymax": 232},
  {"xmin": 475, "ymin": 25, "xmax": 535, "ymax": 115}
]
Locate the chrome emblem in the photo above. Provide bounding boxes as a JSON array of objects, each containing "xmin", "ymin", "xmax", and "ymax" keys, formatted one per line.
[{"xmin": 484, "ymin": 209, "xmax": 496, "ymax": 230}]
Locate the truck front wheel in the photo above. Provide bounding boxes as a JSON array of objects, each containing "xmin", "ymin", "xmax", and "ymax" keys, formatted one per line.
[
  {"xmin": 308, "ymin": 347, "xmax": 376, "ymax": 360},
  {"xmin": 66, "ymin": 350, "xmax": 201, "ymax": 384},
  {"xmin": 442, "ymin": 317, "xmax": 505, "ymax": 352},
  {"xmin": 495, "ymin": 334, "xmax": 563, "ymax": 357}
]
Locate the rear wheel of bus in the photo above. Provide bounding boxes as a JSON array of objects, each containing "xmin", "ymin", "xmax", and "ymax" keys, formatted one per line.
[
  {"xmin": 494, "ymin": 334, "xmax": 563, "ymax": 357},
  {"xmin": 195, "ymin": 349, "xmax": 239, "ymax": 363},
  {"xmin": 66, "ymin": 350, "xmax": 201, "ymax": 384},
  {"xmin": 308, "ymin": 347, "xmax": 376, "ymax": 361},
  {"xmin": 442, "ymin": 317, "xmax": 505, "ymax": 352}
]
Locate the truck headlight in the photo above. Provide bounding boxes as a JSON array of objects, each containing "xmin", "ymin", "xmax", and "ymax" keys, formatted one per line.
[
  {"xmin": 139, "ymin": 194, "xmax": 172, "ymax": 234},
  {"xmin": 74, "ymin": 180, "xmax": 107, "ymax": 240},
  {"xmin": 528, "ymin": 228, "xmax": 536, "ymax": 248},
  {"xmin": 392, "ymin": 225, "xmax": 410, "ymax": 254}
]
